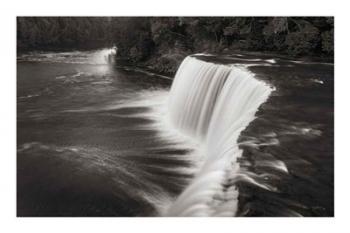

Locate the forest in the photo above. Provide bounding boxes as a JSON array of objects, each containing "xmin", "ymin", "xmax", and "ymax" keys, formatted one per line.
[{"xmin": 17, "ymin": 17, "xmax": 334, "ymax": 73}]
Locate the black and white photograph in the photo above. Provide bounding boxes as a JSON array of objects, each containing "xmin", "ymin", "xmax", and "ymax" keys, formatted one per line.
[
  {"xmin": 16, "ymin": 16, "xmax": 334, "ymax": 217},
  {"xmin": 2, "ymin": 0, "xmax": 350, "ymax": 232}
]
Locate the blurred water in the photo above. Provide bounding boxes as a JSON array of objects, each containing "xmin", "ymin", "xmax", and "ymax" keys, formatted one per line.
[
  {"xmin": 194, "ymin": 54, "xmax": 334, "ymax": 217},
  {"xmin": 17, "ymin": 50, "xmax": 333, "ymax": 217},
  {"xmin": 17, "ymin": 49, "xmax": 199, "ymax": 216},
  {"xmin": 164, "ymin": 57, "xmax": 273, "ymax": 216}
]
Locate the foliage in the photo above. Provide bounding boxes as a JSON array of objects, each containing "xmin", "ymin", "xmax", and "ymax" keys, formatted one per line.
[
  {"xmin": 17, "ymin": 17, "xmax": 112, "ymax": 50},
  {"xmin": 18, "ymin": 17, "xmax": 334, "ymax": 59}
]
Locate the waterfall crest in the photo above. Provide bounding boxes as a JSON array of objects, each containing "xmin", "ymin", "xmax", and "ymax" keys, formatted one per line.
[{"xmin": 164, "ymin": 56, "xmax": 273, "ymax": 216}]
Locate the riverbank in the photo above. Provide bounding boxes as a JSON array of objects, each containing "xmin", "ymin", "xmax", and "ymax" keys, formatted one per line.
[
  {"xmin": 17, "ymin": 17, "xmax": 334, "ymax": 76},
  {"xmin": 117, "ymin": 49, "xmax": 334, "ymax": 77},
  {"xmin": 17, "ymin": 46, "xmax": 334, "ymax": 79}
]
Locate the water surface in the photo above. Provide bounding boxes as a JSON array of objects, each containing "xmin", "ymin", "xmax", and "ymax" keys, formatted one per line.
[{"xmin": 17, "ymin": 50, "xmax": 333, "ymax": 217}]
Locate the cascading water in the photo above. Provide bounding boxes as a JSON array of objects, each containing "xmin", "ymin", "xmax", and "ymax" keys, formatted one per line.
[
  {"xmin": 17, "ymin": 49, "xmax": 334, "ymax": 217},
  {"xmin": 164, "ymin": 56, "xmax": 274, "ymax": 216}
]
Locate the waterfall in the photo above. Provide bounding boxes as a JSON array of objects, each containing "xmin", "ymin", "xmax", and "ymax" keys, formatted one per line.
[{"xmin": 164, "ymin": 56, "xmax": 273, "ymax": 217}]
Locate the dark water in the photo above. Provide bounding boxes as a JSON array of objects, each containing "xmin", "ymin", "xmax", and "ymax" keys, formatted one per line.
[
  {"xmin": 196, "ymin": 54, "xmax": 334, "ymax": 216},
  {"xmin": 17, "ymin": 50, "xmax": 333, "ymax": 217},
  {"xmin": 17, "ymin": 50, "xmax": 195, "ymax": 216},
  {"xmin": 242, "ymin": 58, "xmax": 333, "ymax": 217}
]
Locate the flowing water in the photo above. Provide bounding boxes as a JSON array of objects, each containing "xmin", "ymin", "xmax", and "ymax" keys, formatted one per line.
[{"xmin": 17, "ymin": 49, "xmax": 333, "ymax": 217}]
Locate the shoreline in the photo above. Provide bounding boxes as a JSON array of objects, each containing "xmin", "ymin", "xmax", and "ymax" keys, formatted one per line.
[{"xmin": 16, "ymin": 47, "xmax": 334, "ymax": 78}]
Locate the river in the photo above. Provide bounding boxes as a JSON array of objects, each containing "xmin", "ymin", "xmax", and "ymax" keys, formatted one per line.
[{"xmin": 17, "ymin": 49, "xmax": 333, "ymax": 217}]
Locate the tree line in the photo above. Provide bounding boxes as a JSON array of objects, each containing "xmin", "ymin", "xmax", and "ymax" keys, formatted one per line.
[{"xmin": 17, "ymin": 17, "xmax": 333, "ymax": 59}]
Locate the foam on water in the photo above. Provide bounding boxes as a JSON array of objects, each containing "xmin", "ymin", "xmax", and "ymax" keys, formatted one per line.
[
  {"xmin": 18, "ymin": 48, "xmax": 116, "ymax": 65},
  {"xmin": 163, "ymin": 56, "xmax": 274, "ymax": 216}
]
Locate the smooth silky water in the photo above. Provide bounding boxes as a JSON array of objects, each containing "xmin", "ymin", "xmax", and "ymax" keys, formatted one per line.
[{"xmin": 17, "ymin": 50, "xmax": 333, "ymax": 217}]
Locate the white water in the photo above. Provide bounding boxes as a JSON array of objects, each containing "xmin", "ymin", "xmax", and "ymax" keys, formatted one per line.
[
  {"xmin": 18, "ymin": 48, "xmax": 116, "ymax": 65},
  {"xmin": 164, "ymin": 56, "xmax": 274, "ymax": 216}
]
